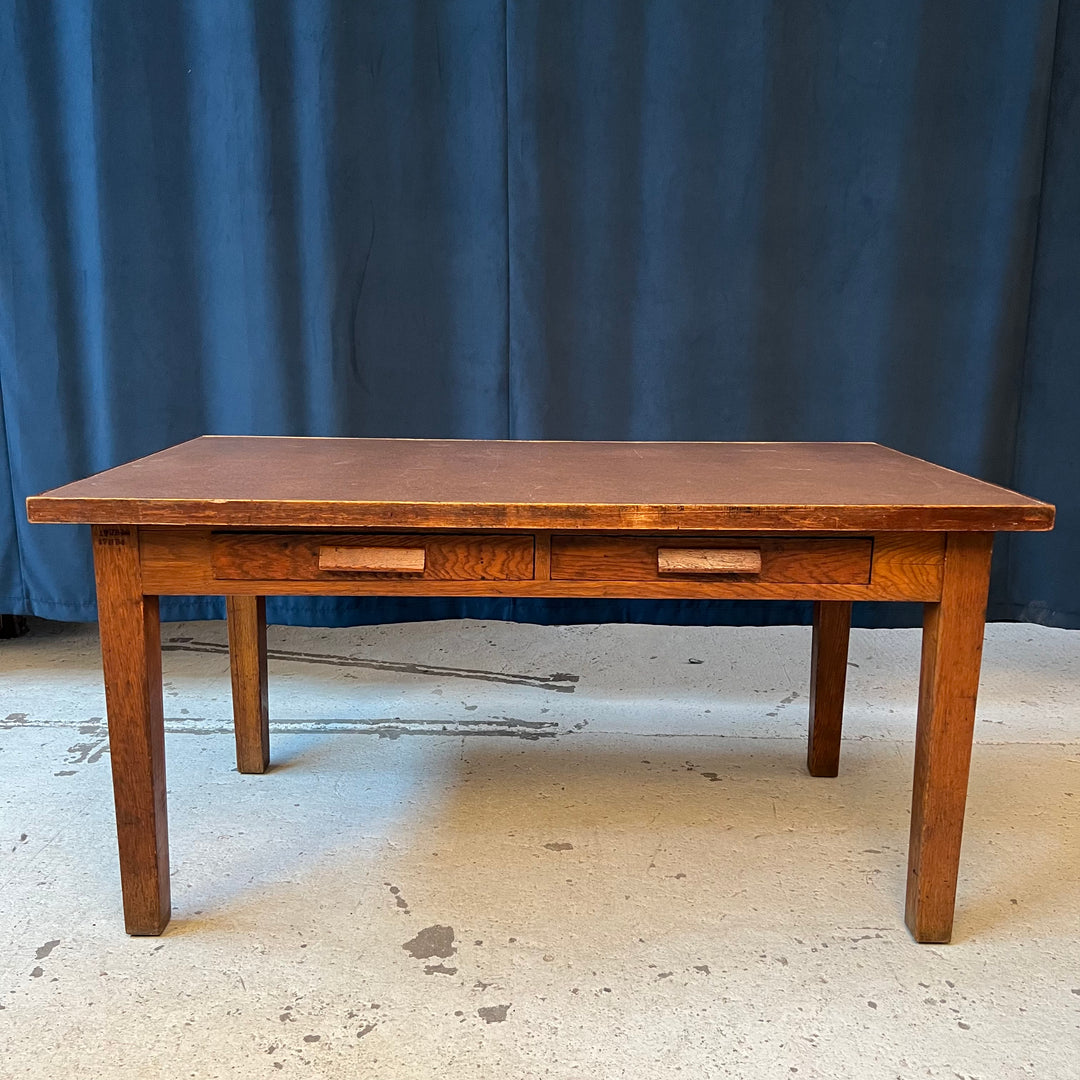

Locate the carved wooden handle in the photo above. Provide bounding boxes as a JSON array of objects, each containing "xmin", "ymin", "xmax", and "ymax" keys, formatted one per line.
[
  {"xmin": 657, "ymin": 548, "xmax": 762, "ymax": 574},
  {"xmin": 318, "ymin": 546, "xmax": 426, "ymax": 573}
]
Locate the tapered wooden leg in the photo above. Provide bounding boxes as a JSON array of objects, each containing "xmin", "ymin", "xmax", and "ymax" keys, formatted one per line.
[
  {"xmin": 92, "ymin": 526, "xmax": 170, "ymax": 935},
  {"xmin": 226, "ymin": 596, "xmax": 269, "ymax": 773},
  {"xmin": 807, "ymin": 600, "xmax": 852, "ymax": 777},
  {"xmin": 906, "ymin": 533, "xmax": 993, "ymax": 943}
]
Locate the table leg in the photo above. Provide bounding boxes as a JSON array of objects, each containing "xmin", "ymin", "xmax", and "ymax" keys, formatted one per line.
[
  {"xmin": 226, "ymin": 596, "xmax": 269, "ymax": 774},
  {"xmin": 807, "ymin": 600, "xmax": 852, "ymax": 777},
  {"xmin": 905, "ymin": 532, "xmax": 993, "ymax": 943},
  {"xmin": 92, "ymin": 526, "xmax": 170, "ymax": 935}
]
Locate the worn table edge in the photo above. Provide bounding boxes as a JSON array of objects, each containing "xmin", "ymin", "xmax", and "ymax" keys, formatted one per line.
[{"xmin": 25, "ymin": 495, "xmax": 1056, "ymax": 531}]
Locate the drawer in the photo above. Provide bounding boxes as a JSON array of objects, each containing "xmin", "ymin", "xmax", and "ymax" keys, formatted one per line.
[
  {"xmin": 549, "ymin": 536, "xmax": 873, "ymax": 584},
  {"xmin": 211, "ymin": 532, "xmax": 535, "ymax": 581}
]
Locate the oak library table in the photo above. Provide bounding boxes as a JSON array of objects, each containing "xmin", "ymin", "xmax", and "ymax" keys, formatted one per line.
[{"xmin": 27, "ymin": 438, "xmax": 1054, "ymax": 942}]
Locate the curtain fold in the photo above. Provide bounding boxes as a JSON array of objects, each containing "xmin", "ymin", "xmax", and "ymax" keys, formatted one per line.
[{"xmin": 0, "ymin": 1, "xmax": 1073, "ymax": 628}]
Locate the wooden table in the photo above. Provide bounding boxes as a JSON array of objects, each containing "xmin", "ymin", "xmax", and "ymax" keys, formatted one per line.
[{"xmin": 27, "ymin": 438, "xmax": 1054, "ymax": 941}]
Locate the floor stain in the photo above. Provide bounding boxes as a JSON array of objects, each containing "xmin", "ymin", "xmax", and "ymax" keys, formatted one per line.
[
  {"xmin": 30, "ymin": 967, "xmax": 43, "ymax": 978},
  {"xmin": 544, "ymin": 842, "xmax": 573, "ymax": 851},
  {"xmin": 424, "ymin": 964, "xmax": 458, "ymax": 976},
  {"xmin": 402, "ymin": 925, "xmax": 456, "ymax": 961},
  {"xmin": 35, "ymin": 940, "xmax": 60, "ymax": 961},
  {"xmin": 477, "ymin": 1004, "xmax": 510, "ymax": 1024},
  {"xmin": 65, "ymin": 740, "xmax": 107, "ymax": 765},
  {"xmin": 385, "ymin": 883, "xmax": 410, "ymax": 915},
  {"xmin": 356, "ymin": 1023, "xmax": 375, "ymax": 1038}
]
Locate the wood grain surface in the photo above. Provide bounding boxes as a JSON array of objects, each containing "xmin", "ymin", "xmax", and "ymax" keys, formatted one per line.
[
  {"xmin": 92, "ymin": 525, "xmax": 170, "ymax": 935},
  {"xmin": 27, "ymin": 438, "xmax": 1055, "ymax": 532},
  {"xmin": 551, "ymin": 535, "xmax": 872, "ymax": 583},
  {"xmin": 656, "ymin": 548, "xmax": 763, "ymax": 574},
  {"xmin": 137, "ymin": 528, "xmax": 946, "ymax": 601},
  {"xmin": 807, "ymin": 601, "xmax": 853, "ymax": 778},
  {"xmin": 211, "ymin": 532, "xmax": 535, "ymax": 581},
  {"xmin": 226, "ymin": 595, "xmax": 269, "ymax": 774},
  {"xmin": 906, "ymin": 532, "xmax": 994, "ymax": 943}
]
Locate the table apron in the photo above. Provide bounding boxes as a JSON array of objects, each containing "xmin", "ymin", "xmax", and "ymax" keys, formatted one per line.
[{"xmin": 136, "ymin": 528, "xmax": 946, "ymax": 602}]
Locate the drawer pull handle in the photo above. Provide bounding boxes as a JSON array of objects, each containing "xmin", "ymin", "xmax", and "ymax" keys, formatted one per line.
[
  {"xmin": 318, "ymin": 546, "xmax": 426, "ymax": 573},
  {"xmin": 657, "ymin": 548, "xmax": 762, "ymax": 574}
]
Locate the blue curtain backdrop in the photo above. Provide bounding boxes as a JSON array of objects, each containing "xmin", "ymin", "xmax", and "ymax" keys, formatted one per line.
[{"xmin": 0, "ymin": 1, "xmax": 1075, "ymax": 628}]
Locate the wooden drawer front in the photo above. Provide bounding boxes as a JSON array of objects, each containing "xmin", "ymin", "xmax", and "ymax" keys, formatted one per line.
[
  {"xmin": 550, "ymin": 536, "xmax": 873, "ymax": 584},
  {"xmin": 211, "ymin": 533, "xmax": 535, "ymax": 581}
]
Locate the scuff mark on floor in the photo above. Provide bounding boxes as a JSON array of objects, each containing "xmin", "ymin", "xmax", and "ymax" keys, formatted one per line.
[
  {"xmin": 162, "ymin": 639, "xmax": 580, "ymax": 693},
  {"xmin": 163, "ymin": 716, "xmax": 560, "ymax": 739},
  {"xmin": 0, "ymin": 714, "xmax": 565, "ymax": 739}
]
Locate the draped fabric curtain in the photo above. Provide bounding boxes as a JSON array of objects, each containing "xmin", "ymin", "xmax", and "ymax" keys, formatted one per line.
[{"xmin": 0, "ymin": 1, "xmax": 1075, "ymax": 628}]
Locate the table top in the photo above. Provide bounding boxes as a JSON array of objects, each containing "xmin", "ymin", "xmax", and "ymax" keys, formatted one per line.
[{"xmin": 26, "ymin": 437, "xmax": 1054, "ymax": 532}]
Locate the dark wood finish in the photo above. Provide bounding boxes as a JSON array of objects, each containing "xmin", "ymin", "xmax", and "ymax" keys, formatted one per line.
[
  {"xmin": 91, "ymin": 526, "xmax": 170, "ymax": 935},
  {"xmin": 26, "ymin": 438, "xmax": 1055, "ymax": 532},
  {"xmin": 906, "ymin": 532, "xmax": 994, "ymax": 943},
  {"xmin": 26, "ymin": 441, "xmax": 1053, "ymax": 940},
  {"xmin": 551, "ymin": 536, "xmax": 872, "ymax": 584},
  {"xmin": 212, "ymin": 532, "xmax": 535, "ymax": 582},
  {"xmin": 226, "ymin": 596, "xmax": 269, "ymax": 774},
  {"xmin": 807, "ymin": 601, "xmax": 852, "ymax": 778}
]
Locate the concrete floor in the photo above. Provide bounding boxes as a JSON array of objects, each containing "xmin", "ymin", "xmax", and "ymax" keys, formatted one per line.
[{"xmin": 0, "ymin": 617, "xmax": 1077, "ymax": 1079}]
